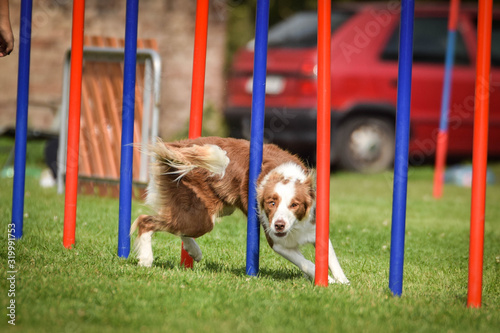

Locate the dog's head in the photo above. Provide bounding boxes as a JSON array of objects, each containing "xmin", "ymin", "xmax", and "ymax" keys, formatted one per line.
[{"xmin": 257, "ymin": 163, "xmax": 315, "ymax": 239}]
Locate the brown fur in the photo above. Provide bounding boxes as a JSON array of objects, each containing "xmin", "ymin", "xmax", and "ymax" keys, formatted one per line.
[
  {"xmin": 131, "ymin": 137, "xmax": 349, "ymax": 285},
  {"xmin": 135, "ymin": 137, "xmax": 306, "ymax": 239}
]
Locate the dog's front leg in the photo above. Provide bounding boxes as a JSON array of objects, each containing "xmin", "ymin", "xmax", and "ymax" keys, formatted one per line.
[
  {"xmin": 328, "ymin": 239, "xmax": 350, "ymax": 284},
  {"xmin": 272, "ymin": 244, "xmax": 316, "ymax": 281}
]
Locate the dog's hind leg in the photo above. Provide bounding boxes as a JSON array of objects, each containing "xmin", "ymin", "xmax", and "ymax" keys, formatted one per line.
[
  {"xmin": 181, "ymin": 237, "xmax": 202, "ymax": 262},
  {"xmin": 131, "ymin": 215, "xmax": 168, "ymax": 267},
  {"xmin": 136, "ymin": 230, "xmax": 154, "ymax": 267}
]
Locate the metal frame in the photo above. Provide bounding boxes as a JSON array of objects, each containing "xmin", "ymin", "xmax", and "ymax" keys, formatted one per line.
[{"xmin": 57, "ymin": 47, "xmax": 161, "ymax": 193}]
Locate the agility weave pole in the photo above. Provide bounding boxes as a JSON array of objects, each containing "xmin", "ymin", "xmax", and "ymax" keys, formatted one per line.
[
  {"xmin": 180, "ymin": 0, "xmax": 210, "ymax": 269},
  {"xmin": 467, "ymin": 0, "xmax": 492, "ymax": 309},
  {"xmin": 63, "ymin": 0, "xmax": 86, "ymax": 249},
  {"xmin": 246, "ymin": 0, "xmax": 334, "ymax": 283},
  {"xmin": 433, "ymin": 0, "xmax": 461, "ymax": 199},
  {"xmin": 117, "ymin": 0, "xmax": 140, "ymax": 258},
  {"xmin": 62, "ymin": 11, "xmax": 157, "ymax": 252},
  {"xmin": 246, "ymin": 0, "xmax": 270, "ymax": 277},
  {"xmin": 314, "ymin": 0, "xmax": 332, "ymax": 287},
  {"xmin": 10, "ymin": 0, "xmax": 33, "ymax": 240},
  {"xmin": 60, "ymin": 0, "xmax": 207, "ymax": 259},
  {"xmin": 388, "ymin": 0, "xmax": 415, "ymax": 297}
]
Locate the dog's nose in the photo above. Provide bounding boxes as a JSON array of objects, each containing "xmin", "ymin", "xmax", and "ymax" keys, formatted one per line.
[{"xmin": 274, "ymin": 220, "xmax": 286, "ymax": 232}]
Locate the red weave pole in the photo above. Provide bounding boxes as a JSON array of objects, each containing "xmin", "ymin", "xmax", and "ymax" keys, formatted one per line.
[
  {"xmin": 63, "ymin": 0, "xmax": 86, "ymax": 249},
  {"xmin": 314, "ymin": 0, "xmax": 331, "ymax": 287},
  {"xmin": 448, "ymin": 0, "xmax": 460, "ymax": 30},
  {"xmin": 467, "ymin": 0, "xmax": 492, "ymax": 308},
  {"xmin": 188, "ymin": 0, "xmax": 209, "ymax": 138},
  {"xmin": 180, "ymin": 0, "xmax": 209, "ymax": 268}
]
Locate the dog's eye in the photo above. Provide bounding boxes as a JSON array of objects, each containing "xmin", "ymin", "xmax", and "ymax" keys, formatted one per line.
[
  {"xmin": 290, "ymin": 202, "xmax": 299, "ymax": 209},
  {"xmin": 267, "ymin": 200, "xmax": 275, "ymax": 207}
]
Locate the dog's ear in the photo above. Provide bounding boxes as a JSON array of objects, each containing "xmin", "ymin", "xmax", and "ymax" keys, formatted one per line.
[
  {"xmin": 305, "ymin": 169, "xmax": 316, "ymax": 201},
  {"xmin": 256, "ymin": 178, "xmax": 269, "ymax": 209},
  {"xmin": 256, "ymin": 185, "xmax": 264, "ymax": 209}
]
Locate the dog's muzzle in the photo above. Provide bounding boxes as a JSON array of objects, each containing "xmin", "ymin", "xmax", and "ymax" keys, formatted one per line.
[{"xmin": 273, "ymin": 219, "xmax": 287, "ymax": 237}]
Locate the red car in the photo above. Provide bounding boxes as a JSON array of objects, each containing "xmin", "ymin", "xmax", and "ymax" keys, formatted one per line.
[{"xmin": 224, "ymin": 3, "xmax": 500, "ymax": 172}]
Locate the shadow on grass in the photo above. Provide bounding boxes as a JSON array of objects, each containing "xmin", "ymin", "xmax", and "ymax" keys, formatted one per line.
[
  {"xmin": 131, "ymin": 257, "xmax": 305, "ymax": 283},
  {"xmin": 203, "ymin": 260, "xmax": 303, "ymax": 282},
  {"xmin": 152, "ymin": 258, "xmax": 177, "ymax": 270}
]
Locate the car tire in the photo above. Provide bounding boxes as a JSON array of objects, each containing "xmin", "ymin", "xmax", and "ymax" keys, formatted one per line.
[{"xmin": 336, "ymin": 117, "xmax": 395, "ymax": 173}]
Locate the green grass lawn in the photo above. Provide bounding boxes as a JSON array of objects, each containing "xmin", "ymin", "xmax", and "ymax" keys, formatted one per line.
[{"xmin": 0, "ymin": 140, "xmax": 499, "ymax": 332}]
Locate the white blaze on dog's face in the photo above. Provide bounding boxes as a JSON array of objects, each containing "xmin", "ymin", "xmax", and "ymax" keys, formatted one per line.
[{"xmin": 258, "ymin": 163, "xmax": 315, "ymax": 238}]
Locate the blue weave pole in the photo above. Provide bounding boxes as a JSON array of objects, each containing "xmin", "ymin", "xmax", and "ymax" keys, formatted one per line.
[
  {"xmin": 389, "ymin": 0, "xmax": 415, "ymax": 296},
  {"xmin": 246, "ymin": 0, "xmax": 270, "ymax": 276},
  {"xmin": 439, "ymin": 30, "xmax": 457, "ymax": 132},
  {"xmin": 11, "ymin": 0, "xmax": 33, "ymax": 240},
  {"xmin": 117, "ymin": 0, "xmax": 139, "ymax": 258}
]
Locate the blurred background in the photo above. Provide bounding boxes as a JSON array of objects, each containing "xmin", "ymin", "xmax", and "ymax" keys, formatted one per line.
[
  {"xmin": 0, "ymin": 0, "xmax": 497, "ymax": 178},
  {"xmin": 0, "ymin": 0, "xmax": 478, "ymax": 137}
]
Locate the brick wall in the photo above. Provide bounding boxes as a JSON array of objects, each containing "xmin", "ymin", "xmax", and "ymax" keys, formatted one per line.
[{"xmin": 0, "ymin": 0, "xmax": 227, "ymax": 139}]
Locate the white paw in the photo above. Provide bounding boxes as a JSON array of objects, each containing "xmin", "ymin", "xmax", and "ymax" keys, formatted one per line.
[
  {"xmin": 138, "ymin": 257, "xmax": 153, "ymax": 267},
  {"xmin": 328, "ymin": 276, "xmax": 350, "ymax": 285}
]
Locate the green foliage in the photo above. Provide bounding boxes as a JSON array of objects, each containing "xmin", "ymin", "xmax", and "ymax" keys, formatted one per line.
[
  {"xmin": 173, "ymin": 103, "xmax": 229, "ymax": 140},
  {"xmin": 1, "ymin": 142, "xmax": 499, "ymax": 332},
  {"xmin": 225, "ymin": 0, "xmax": 318, "ymax": 72}
]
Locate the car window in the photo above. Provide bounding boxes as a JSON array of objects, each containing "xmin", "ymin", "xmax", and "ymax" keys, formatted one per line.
[
  {"xmin": 268, "ymin": 11, "xmax": 353, "ymax": 49},
  {"xmin": 491, "ymin": 19, "xmax": 500, "ymax": 67},
  {"xmin": 381, "ymin": 17, "xmax": 470, "ymax": 65}
]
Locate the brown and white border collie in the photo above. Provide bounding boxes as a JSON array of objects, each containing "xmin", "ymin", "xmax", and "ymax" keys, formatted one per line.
[{"xmin": 130, "ymin": 137, "xmax": 349, "ymax": 284}]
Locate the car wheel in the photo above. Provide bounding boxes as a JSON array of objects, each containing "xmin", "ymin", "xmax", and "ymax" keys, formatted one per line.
[{"xmin": 337, "ymin": 117, "xmax": 395, "ymax": 173}]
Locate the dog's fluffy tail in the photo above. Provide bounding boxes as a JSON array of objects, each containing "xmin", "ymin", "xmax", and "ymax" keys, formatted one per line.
[{"xmin": 149, "ymin": 138, "xmax": 229, "ymax": 180}]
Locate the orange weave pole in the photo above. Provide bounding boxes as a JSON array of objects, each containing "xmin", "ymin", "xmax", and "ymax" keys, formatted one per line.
[
  {"xmin": 63, "ymin": 0, "xmax": 86, "ymax": 249},
  {"xmin": 467, "ymin": 0, "xmax": 492, "ymax": 308},
  {"xmin": 180, "ymin": 0, "xmax": 210, "ymax": 268},
  {"xmin": 314, "ymin": 0, "xmax": 332, "ymax": 287},
  {"xmin": 432, "ymin": 131, "xmax": 448, "ymax": 198}
]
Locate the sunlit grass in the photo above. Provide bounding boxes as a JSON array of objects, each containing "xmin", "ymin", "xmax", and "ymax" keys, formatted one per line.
[{"xmin": 0, "ymin": 139, "xmax": 499, "ymax": 332}]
